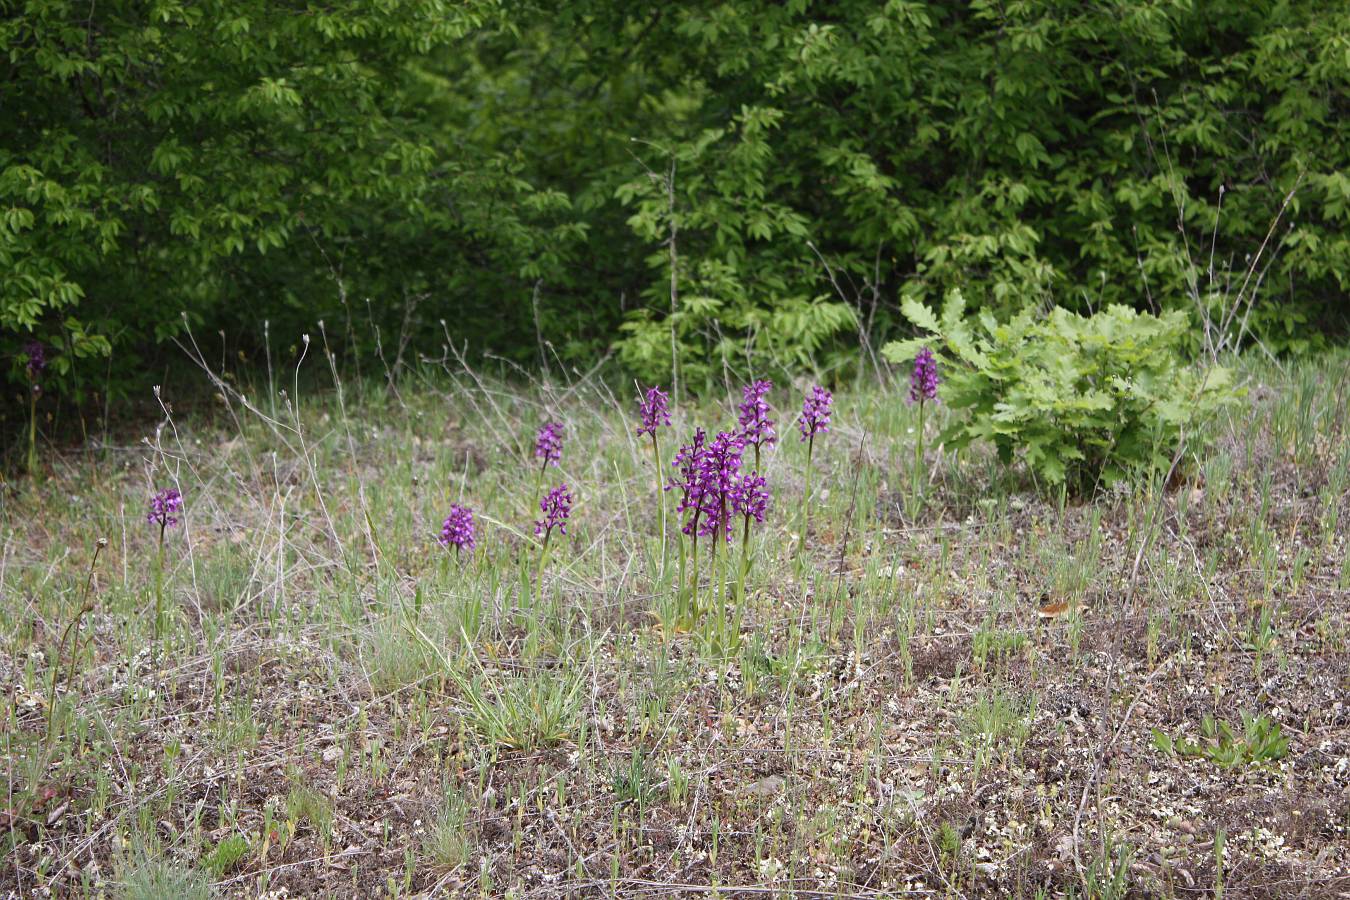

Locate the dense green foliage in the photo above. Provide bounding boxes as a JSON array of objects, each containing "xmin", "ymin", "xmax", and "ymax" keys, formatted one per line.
[
  {"xmin": 884, "ymin": 292, "xmax": 1239, "ymax": 490},
  {"xmin": 3, "ymin": 0, "xmax": 1347, "ymax": 396}
]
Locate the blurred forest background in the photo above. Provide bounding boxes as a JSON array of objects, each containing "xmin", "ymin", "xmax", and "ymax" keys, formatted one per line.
[{"xmin": 3, "ymin": 0, "xmax": 1348, "ymax": 409}]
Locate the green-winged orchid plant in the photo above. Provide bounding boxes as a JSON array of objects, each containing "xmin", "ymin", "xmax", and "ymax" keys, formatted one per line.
[
  {"xmin": 636, "ymin": 385, "xmax": 672, "ymax": 561},
  {"xmin": 531, "ymin": 421, "xmax": 563, "ymax": 515},
  {"xmin": 907, "ymin": 347, "xmax": 941, "ymax": 516},
  {"xmin": 147, "ymin": 487, "xmax": 183, "ymax": 640},
  {"xmin": 795, "ymin": 385, "xmax": 832, "ymax": 551},
  {"xmin": 533, "ymin": 483, "xmax": 572, "ymax": 605},
  {"xmin": 666, "ymin": 424, "xmax": 770, "ymax": 647}
]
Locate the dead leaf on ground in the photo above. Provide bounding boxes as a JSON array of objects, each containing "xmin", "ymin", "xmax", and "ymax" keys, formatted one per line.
[{"xmin": 1038, "ymin": 599, "xmax": 1071, "ymax": 620}]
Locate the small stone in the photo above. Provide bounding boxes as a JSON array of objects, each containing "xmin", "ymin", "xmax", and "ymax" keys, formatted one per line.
[{"xmin": 746, "ymin": 775, "xmax": 786, "ymax": 798}]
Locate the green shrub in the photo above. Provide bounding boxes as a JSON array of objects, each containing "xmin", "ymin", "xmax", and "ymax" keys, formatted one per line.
[
  {"xmin": 8, "ymin": 2, "xmax": 1347, "ymax": 399},
  {"xmin": 883, "ymin": 292, "xmax": 1240, "ymax": 491}
]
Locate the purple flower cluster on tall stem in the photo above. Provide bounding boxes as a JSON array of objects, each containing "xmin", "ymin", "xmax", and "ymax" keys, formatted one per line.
[
  {"xmin": 147, "ymin": 487, "xmax": 182, "ymax": 641},
  {"xmin": 909, "ymin": 346, "xmax": 940, "ymax": 405},
  {"xmin": 671, "ymin": 430, "xmax": 774, "ymax": 547},
  {"xmin": 637, "ymin": 385, "xmax": 673, "ymax": 563},
  {"xmin": 795, "ymin": 385, "xmax": 832, "ymax": 552},
  {"xmin": 636, "ymin": 386, "xmax": 671, "ymax": 438},
  {"xmin": 908, "ymin": 347, "xmax": 941, "ymax": 518},
  {"xmin": 530, "ymin": 420, "xmax": 564, "ymax": 520},
  {"xmin": 737, "ymin": 380, "xmax": 775, "ymax": 468},
  {"xmin": 147, "ymin": 488, "xmax": 183, "ymax": 529},
  {"xmin": 695, "ymin": 431, "xmax": 744, "ymax": 546},
  {"xmin": 797, "ymin": 385, "xmax": 832, "ymax": 441},
  {"xmin": 667, "ymin": 428, "xmax": 711, "ymax": 620},
  {"xmin": 731, "ymin": 469, "xmax": 770, "ymax": 601},
  {"xmin": 669, "ymin": 429, "xmax": 709, "ymax": 538},
  {"xmin": 667, "ymin": 424, "xmax": 773, "ymax": 635},
  {"xmin": 534, "ymin": 421, "xmax": 564, "ymax": 468},
  {"xmin": 533, "ymin": 483, "xmax": 573, "ymax": 605},
  {"xmin": 438, "ymin": 504, "xmax": 476, "ymax": 554},
  {"xmin": 535, "ymin": 483, "xmax": 573, "ymax": 539},
  {"xmin": 731, "ymin": 472, "xmax": 770, "ymax": 525}
]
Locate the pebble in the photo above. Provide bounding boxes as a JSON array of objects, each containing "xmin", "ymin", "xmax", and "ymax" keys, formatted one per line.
[{"xmin": 746, "ymin": 775, "xmax": 786, "ymax": 798}]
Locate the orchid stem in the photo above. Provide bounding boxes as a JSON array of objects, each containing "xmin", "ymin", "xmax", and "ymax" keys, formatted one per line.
[
  {"xmin": 154, "ymin": 525, "xmax": 166, "ymax": 642},
  {"xmin": 798, "ymin": 435, "xmax": 814, "ymax": 557},
  {"xmin": 652, "ymin": 433, "xmax": 666, "ymax": 573},
  {"xmin": 911, "ymin": 398, "xmax": 925, "ymax": 520}
]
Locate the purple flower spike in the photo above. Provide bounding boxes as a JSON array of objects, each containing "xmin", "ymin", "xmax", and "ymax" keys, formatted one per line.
[
  {"xmin": 535, "ymin": 483, "xmax": 573, "ymax": 538},
  {"xmin": 147, "ymin": 488, "xmax": 183, "ymax": 529},
  {"xmin": 636, "ymin": 386, "xmax": 671, "ymax": 438},
  {"xmin": 909, "ymin": 346, "xmax": 940, "ymax": 404},
  {"xmin": 797, "ymin": 385, "xmax": 833, "ymax": 441},
  {"xmin": 737, "ymin": 380, "xmax": 776, "ymax": 449},
  {"xmin": 669, "ymin": 428, "xmax": 708, "ymax": 536},
  {"xmin": 534, "ymin": 421, "xmax": 564, "ymax": 467},
  {"xmin": 438, "ymin": 504, "xmax": 476, "ymax": 551},
  {"xmin": 671, "ymin": 429, "xmax": 767, "ymax": 544},
  {"xmin": 695, "ymin": 431, "xmax": 745, "ymax": 544},
  {"xmin": 731, "ymin": 471, "xmax": 770, "ymax": 524},
  {"xmin": 24, "ymin": 340, "xmax": 46, "ymax": 380}
]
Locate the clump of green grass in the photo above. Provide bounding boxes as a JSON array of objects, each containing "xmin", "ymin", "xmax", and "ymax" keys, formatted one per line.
[
  {"xmin": 451, "ymin": 665, "xmax": 585, "ymax": 751},
  {"xmin": 971, "ymin": 620, "xmax": 1028, "ymax": 669},
  {"xmin": 961, "ymin": 689, "xmax": 1034, "ymax": 775},
  {"xmin": 285, "ymin": 775, "xmax": 334, "ymax": 842},
  {"xmin": 118, "ymin": 847, "xmax": 211, "ymax": 900},
  {"xmin": 200, "ymin": 833, "xmax": 250, "ymax": 878},
  {"xmin": 423, "ymin": 787, "xmax": 474, "ymax": 870},
  {"xmin": 363, "ymin": 615, "xmax": 442, "ymax": 694},
  {"xmin": 1080, "ymin": 837, "xmax": 1135, "ymax": 900},
  {"xmin": 611, "ymin": 747, "xmax": 658, "ymax": 809}
]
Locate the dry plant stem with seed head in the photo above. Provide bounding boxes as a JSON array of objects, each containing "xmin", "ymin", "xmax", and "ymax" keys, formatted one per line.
[{"xmin": 45, "ymin": 539, "xmax": 106, "ymax": 744}]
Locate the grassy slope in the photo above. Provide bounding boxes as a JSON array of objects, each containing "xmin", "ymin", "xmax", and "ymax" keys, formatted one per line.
[{"xmin": 1, "ymin": 353, "xmax": 1347, "ymax": 898}]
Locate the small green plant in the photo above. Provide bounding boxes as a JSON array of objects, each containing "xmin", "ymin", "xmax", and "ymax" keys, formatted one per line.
[
  {"xmin": 22, "ymin": 340, "xmax": 46, "ymax": 476},
  {"xmin": 423, "ymin": 788, "xmax": 473, "ymax": 870},
  {"xmin": 1079, "ymin": 837, "xmax": 1134, "ymax": 900},
  {"xmin": 1152, "ymin": 711, "xmax": 1289, "ymax": 769},
  {"xmin": 119, "ymin": 847, "xmax": 211, "ymax": 900},
  {"xmin": 1214, "ymin": 827, "xmax": 1227, "ymax": 899},
  {"xmin": 285, "ymin": 778, "xmax": 334, "ymax": 842},
  {"xmin": 971, "ymin": 623, "xmax": 1027, "ymax": 669},
  {"xmin": 450, "ymin": 666, "xmax": 584, "ymax": 751},
  {"xmin": 883, "ymin": 292, "xmax": 1240, "ymax": 492},
  {"xmin": 45, "ymin": 538, "xmax": 105, "ymax": 743},
  {"xmin": 201, "ymin": 833, "xmax": 250, "ymax": 878},
  {"xmin": 366, "ymin": 616, "xmax": 441, "ymax": 694},
  {"xmin": 937, "ymin": 820, "xmax": 962, "ymax": 858},
  {"xmin": 665, "ymin": 756, "xmax": 690, "ymax": 806},
  {"xmin": 962, "ymin": 690, "xmax": 1032, "ymax": 744},
  {"xmin": 611, "ymin": 747, "xmax": 657, "ymax": 810}
]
